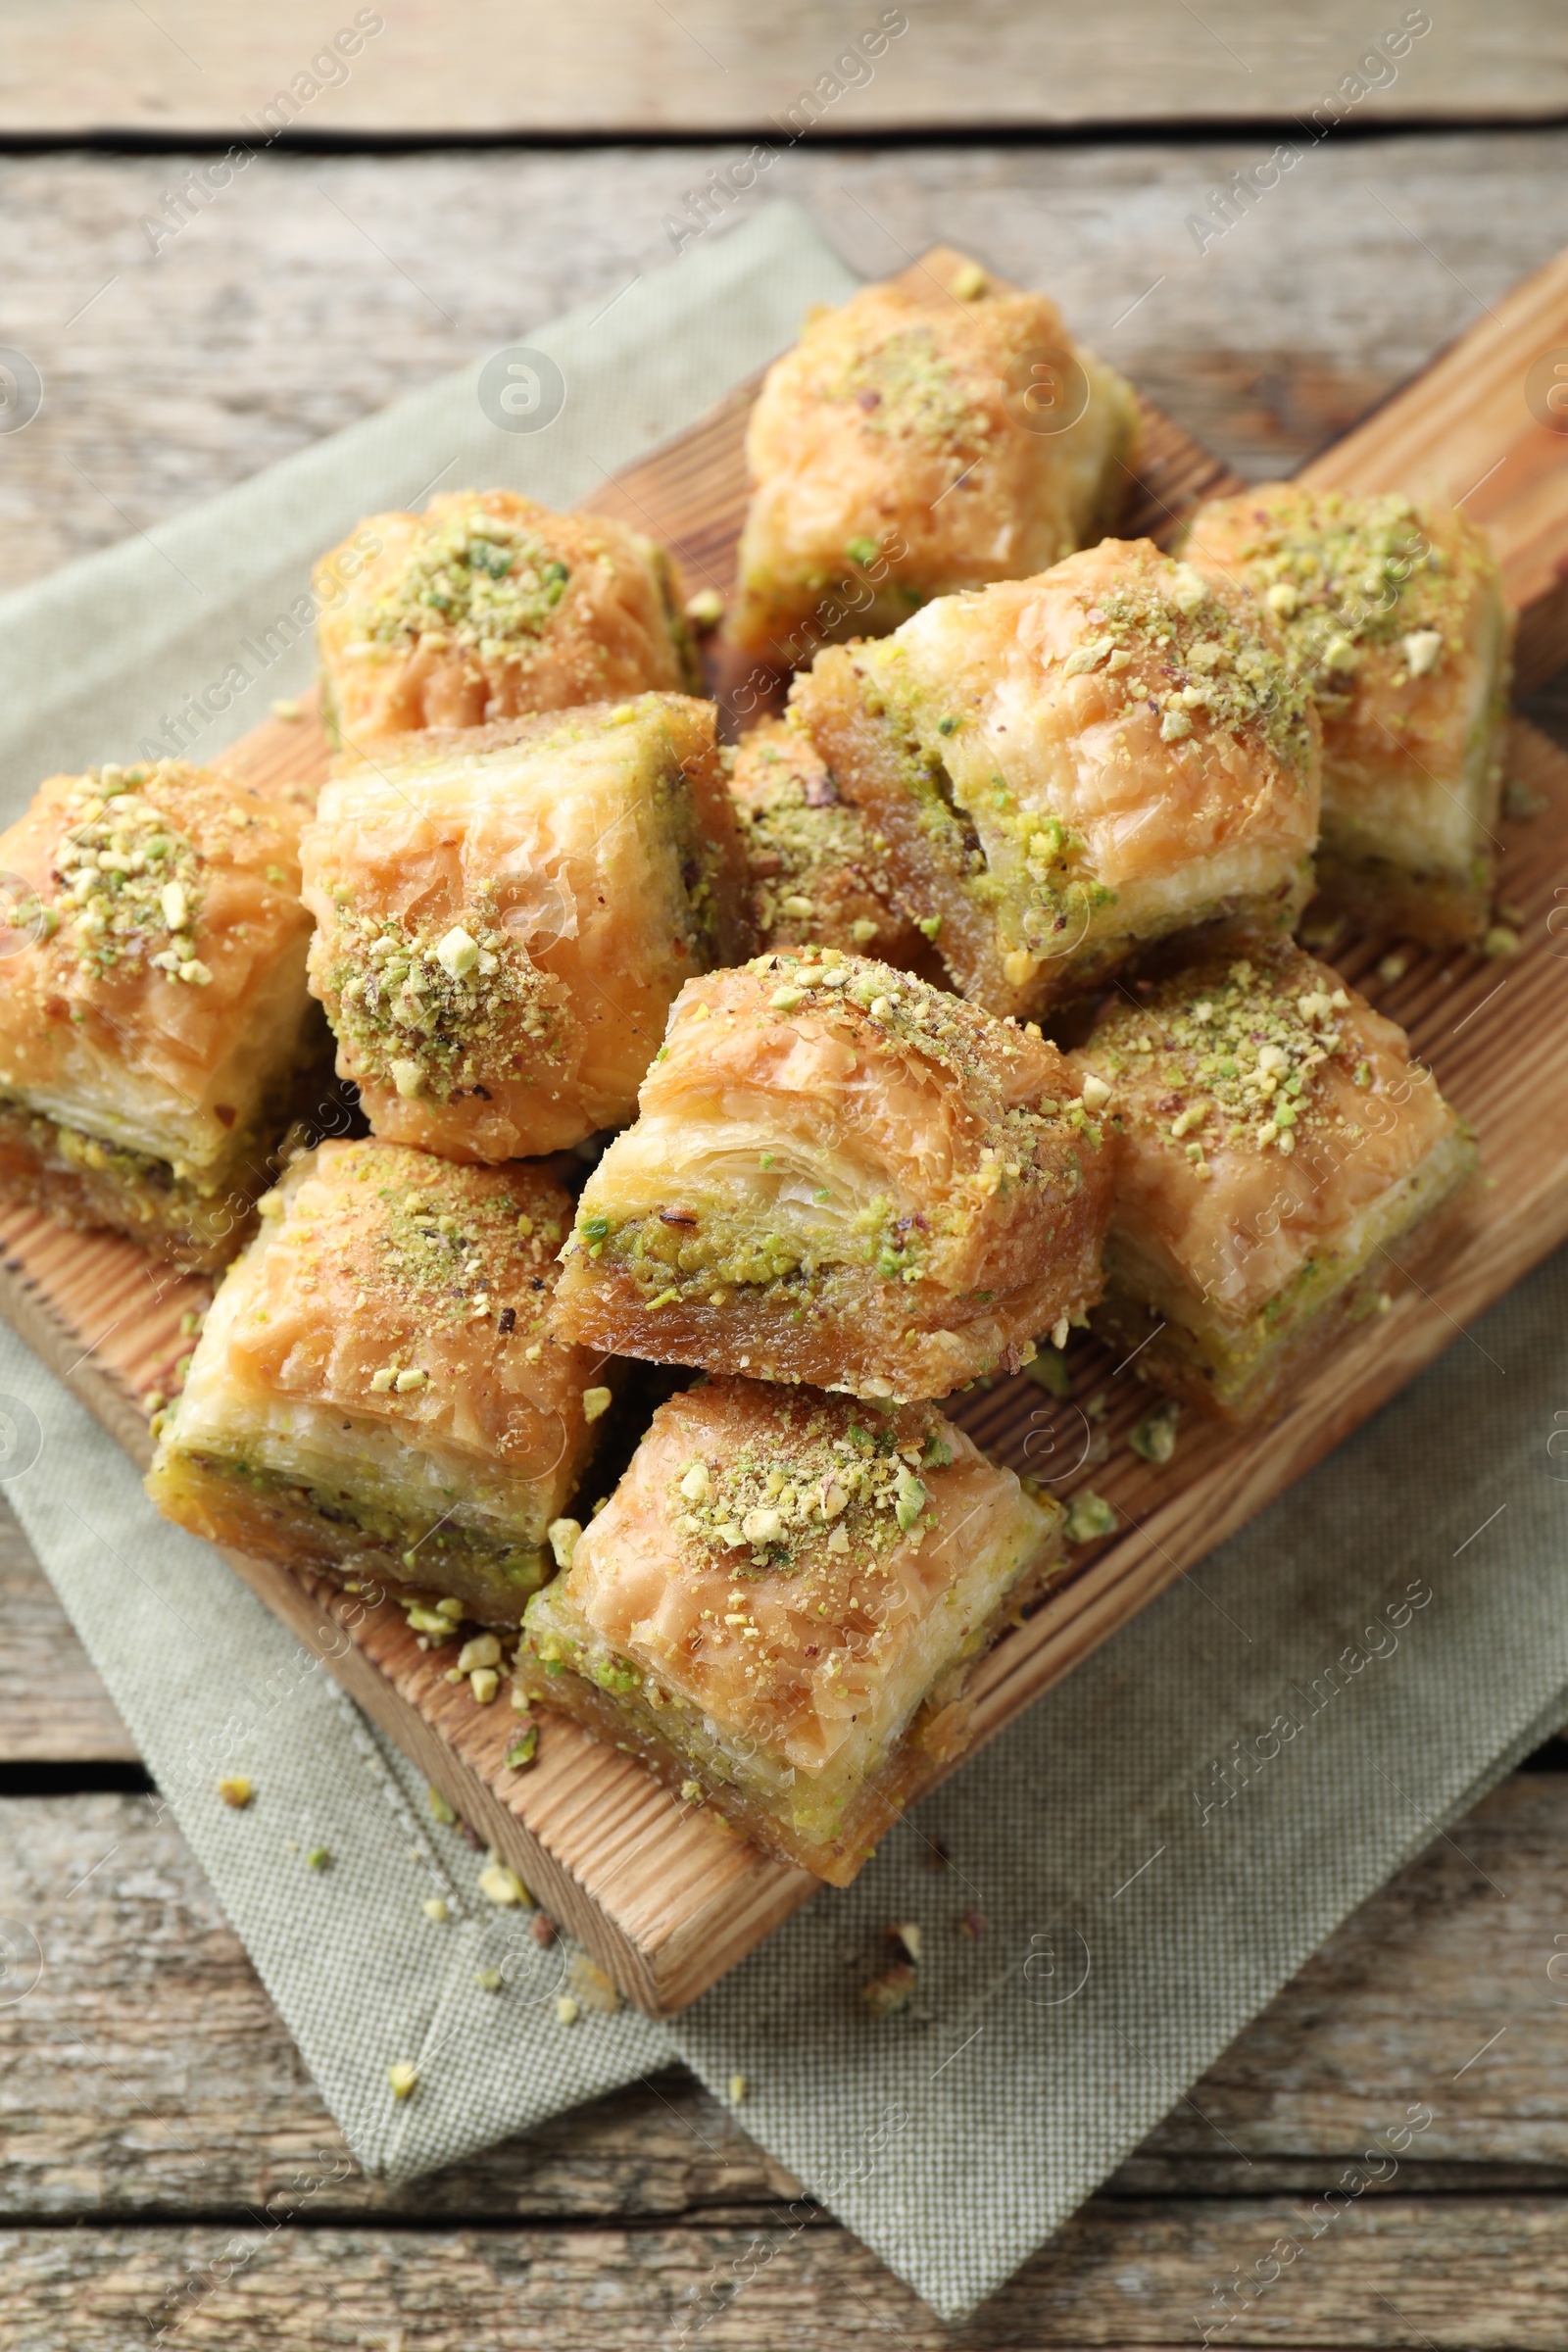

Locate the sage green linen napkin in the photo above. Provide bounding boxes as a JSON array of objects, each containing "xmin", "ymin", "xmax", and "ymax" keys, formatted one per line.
[{"xmin": 1, "ymin": 201, "xmax": 1564, "ymax": 2326}]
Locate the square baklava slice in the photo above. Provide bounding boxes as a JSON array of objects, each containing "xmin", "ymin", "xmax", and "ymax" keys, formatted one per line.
[
  {"xmin": 551, "ymin": 949, "xmax": 1115, "ymax": 1401},
  {"xmin": 1185, "ymin": 486, "xmax": 1512, "ymax": 944},
  {"xmin": 791, "ymin": 538, "xmax": 1321, "ymax": 1022},
  {"xmin": 0, "ymin": 759, "xmax": 322, "ymax": 1268},
  {"xmin": 730, "ymin": 716, "xmax": 934, "ymax": 971},
  {"xmin": 728, "ymin": 253, "xmax": 1139, "ymax": 660},
  {"xmin": 147, "ymin": 1140, "xmax": 609, "ymax": 1627},
  {"xmin": 301, "ymin": 694, "xmax": 753, "ymax": 1158},
  {"xmin": 516, "ymin": 1377, "xmax": 1065, "ymax": 1884},
  {"xmin": 316, "ymin": 490, "xmax": 695, "ymax": 750},
  {"xmin": 1066, "ymin": 941, "xmax": 1478, "ymax": 1425}
]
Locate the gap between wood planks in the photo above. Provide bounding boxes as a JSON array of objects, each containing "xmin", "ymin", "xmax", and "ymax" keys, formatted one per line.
[{"xmin": 5, "ymin": 116, "xmax": 1568, "ymax": 156}]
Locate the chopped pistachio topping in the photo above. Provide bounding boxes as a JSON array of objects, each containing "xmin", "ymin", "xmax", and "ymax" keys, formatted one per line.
[
  {"xmin": 23, "ymin": 764, "xmax": 212, "ymax": 983},
  {"xmin": 664, "ymin": 1396, "xmax": 947, "ymax": 1578},
  {"xmin": 1064, "ymin": 1491, "xmax": 1117, "ymax": 1543},
  {"xmin": 1079, "ymin": 564, "xmax": 1317, "ymax": 780},
  {"xmin": 284, "ymin": 1148, "xmax": 561, "ymax": 1348},
  {"xmin": 566, "ymin": 1954, "xmax": 621, "ymax": 2014},
  {"xmin": 685, "ymin": 586, "xmax": 724, "ymax": 629},
  {"xmin": 323, "ymin": 884, "xmax": 561, "ymax": 1102},
  {"xmin": 860, "ymin": 1960, "xmax": 917, "ymax": 2016},
  {"xmin": 548, "ymin": 1516, "xmax": 582, "ymax": 1568},
  {"xmin": 1086, "ymin": 956, "xmax": 1350, "ymax": 1158},
  {"xmin": 478, "ymin": 1860, "xmax": 528, "ymax": 1906},
  {"xmin": 1199, "ymin": 488, "xmax": 1477, "ymax": 705},
  {"xmin": 365, "ymin": 503, "xmax": 571, "ymax": 653},
  {"xmin": 833, "ymin": 326, "xmax": 982, "ymax": 447},
  {"xmin": 1129, "ymin": 1399, "xmax": 1180, "ymax": 1466}
]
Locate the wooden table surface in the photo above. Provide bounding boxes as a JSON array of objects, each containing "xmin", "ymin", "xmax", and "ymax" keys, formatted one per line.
[{"xmin": 6, "ymin": 86, "xmax": 1568, "ymax": 2346}]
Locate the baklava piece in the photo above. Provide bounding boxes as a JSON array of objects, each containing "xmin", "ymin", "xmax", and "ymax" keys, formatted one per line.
[
  {"xmin": 1185, "ymin": 486, "xmax": 1512, "ymax": 944},
  {"xmin": 302, "ymin": 695, "xmax": 753, "ymax": 1159},
  {"xmin": 551, "ymin": 949, "xmax": 1115, "ymax": 1401},
  {"xmin": 516, "ymin": 1378, "xmax": 1065, "ymax": 1884},
  {"xmin": 0, "ymin": 760, "xmax": 321, "ymax": 1269},
  {"xmin": 1067, "ymin": 941, "xmax": 1478, "ymax": 1425},
  {"xmin": 728, "ymin": 254, "xmax": 1140, "ymax": 660},
  {"xmin": 147, "ymin": 1141, "xmax": 607, "ymax": 1626},
  {"xmin": 792, "ymin": 539, "xmax": 1321, "ymax": 1021},
  {"xmin": 730, "ymin": 716, "xmax": 932, "ymax": 970},
  {"xmin": 316, "ymin": 490, "xmax": 695, "ymax": 749}
]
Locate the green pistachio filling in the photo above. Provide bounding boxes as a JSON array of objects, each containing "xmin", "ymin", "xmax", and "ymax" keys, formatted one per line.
[{"xmin": 168, "ymin": 1449, "xmax": 551, "ymax": 1603}]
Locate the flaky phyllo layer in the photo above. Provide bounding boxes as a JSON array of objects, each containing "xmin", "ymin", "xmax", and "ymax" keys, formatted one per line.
[
  {"xmin": 0, "ymin": 758, "xmax": 321, "ymax": 1261},
  {"xmin": 1185, "ymin": 485, "xmax": 1512, "ymax": 944},
  {"xmin": 1068, "ymin": 940, "xmax": 1478, "ymax": 1422},
  {"xmin": 147, "ymin": 1139, "xmax": 609, "ymax": 1625},
  {"xmin": 791, "ymin": 537, "xmax": 1322, "ymax": 1020},
  {"xmin": 302, "ymin": 695, "xmax": 753, "ymax": 1158},
  {"xmin": 316, "ymin": 488, "xmax": 696, "ymax": 747},
  {"xmin": 728, "ymin": 254, "xmax": 1140, "ymax": 658},
  {"xmin": 516, "ymin": 1379, "xmax": 1064, "ymax": 1883},
  {"xmin": 551, "ymin": 948, "xmax": 1116, "ymax": 1400}
]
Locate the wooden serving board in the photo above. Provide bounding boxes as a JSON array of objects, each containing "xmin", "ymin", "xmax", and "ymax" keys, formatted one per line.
[{"xmin": 3, "ymin": 249, "xmax": 1567, "ymax": 2018}]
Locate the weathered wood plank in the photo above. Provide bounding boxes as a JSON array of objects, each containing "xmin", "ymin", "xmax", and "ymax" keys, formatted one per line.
[
  {"xmin": 3, "ymin": 3, "xmax": 1565, "ymax": 137},
  {"xmin": 5, "ymin": 139, "xmax": 1568, "ymax": 592},
  {"xmin": 9, "ymin": 2195, "xmax": 1568, "ymax": 2347},
  {"xmin": 0, "ymin": 1503, "xmax": 137, "ymax": 1763},
  {"xmin": 4, "ymin": 1780, "xmax": 1567, "ymax": 2228}
]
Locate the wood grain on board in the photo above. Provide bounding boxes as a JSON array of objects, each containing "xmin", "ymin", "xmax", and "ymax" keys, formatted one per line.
[
  {"xmin": 6, "ymin": 3, "xmax": 1567, "ymax": 139},
  {"xmin": 3, "ymin": 249, "xmax": 1568, "ymax": 2017}
]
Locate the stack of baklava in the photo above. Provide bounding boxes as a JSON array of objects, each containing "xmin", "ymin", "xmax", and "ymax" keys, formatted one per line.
[{"xmin": 0, "ymin": 258, "xmax": 1500, "ymax": 1887}]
